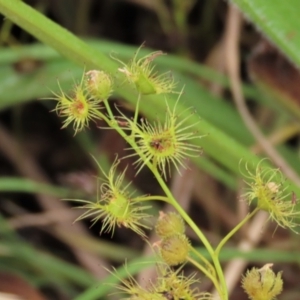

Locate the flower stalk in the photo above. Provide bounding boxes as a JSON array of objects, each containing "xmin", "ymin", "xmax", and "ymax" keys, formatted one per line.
[{"xmin": 50, "ymin": 46, "xmax": 300, "ymax": 300}]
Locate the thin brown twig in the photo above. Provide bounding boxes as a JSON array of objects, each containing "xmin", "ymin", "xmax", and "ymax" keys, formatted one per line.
[
  {"xmin": 224, "ymin": 6, "xmax": 300, "ymax": 187},
  {"xmin": 0, "ymin": 292, "xmax": 23, "ymax": 300},
  {"xmin": 8, "ymin": 209, "xmax": 81, "ymax": 229}
]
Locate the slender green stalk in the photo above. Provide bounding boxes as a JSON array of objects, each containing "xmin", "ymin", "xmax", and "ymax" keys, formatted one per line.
[
  {"xmin": 137, "ymin": 195, "xmax": 171, "ymax": 203},
  {"xmin": 210, "ymin": 208, "xmax": 259, "ymax": 299},
  {"xmin": 133, "ymin": 92, "xmax": 141, "ymax": 129},
  {"xmin": 190, "ymin": 246, "xmax": 215, "ymax": 277},
  {"xmin": 95, "ymin": 107, "xmax": 228, "ymax": 299},
  {"xmin": 187, "ymin": 256, "xmax": 223, "ymax": 297},
  {"xmin": 103, "ymin": 99, "xmax": 115, "ymax": 120},
  {"xmin": 215, "ymin": 208, "xmax": 259, "ymax": 257},
  {"xmin": 151, "ymin": 165, "xmax": 228, "ymax": 299}
]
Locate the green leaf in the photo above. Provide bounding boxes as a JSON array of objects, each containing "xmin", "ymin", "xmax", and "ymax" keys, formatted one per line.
[
  {"xmin": 0, "ymin": 0, "xmax": 116, "ymax": 71},
  {"xmin": 0, "ymin": 177, "xmax": 76, "ymax": 197},
  {"xmin": 231, "ymin": 0, "xmax": 300, "ymax": 67}
]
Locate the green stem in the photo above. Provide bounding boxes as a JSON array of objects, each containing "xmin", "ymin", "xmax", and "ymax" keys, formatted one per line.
[
  {"xmin": 95, "ymin": 109, "xmax": 227, "ymax": 300},
  {"xmin": 215, "ymin": 208, "xmax": 259, "ymax": 257},
  {"xmin": 103, "ymin": 99, "xmax": 114, "ymax": 120},
  {"xmin": 137, "ymin": 195, "xmax": 170, "ymax": 203},
  {"xmin": 94, "ymin": 110, "xmax": 161, "ymax": 179},
  {"xmin": 151, "ymin": 166, "xmax": 227, "ymax": 299},
  {"xmin": 190, "ymin": 246, "xmax": 215, "ymax": 277},
  {"xmin": 96, "ymin": 108, "xmax": 213, "ymax": 253},
  {"xmin": 187, "ymin": 256, "xmax": 223, "ymax": 297},
  {"xmin": 209, "ymin": 207, "xmax": 259, "ymax": 298},
  {"xmin": 132, "ymin": 92, "xmax": 141, "ymax": 128}
]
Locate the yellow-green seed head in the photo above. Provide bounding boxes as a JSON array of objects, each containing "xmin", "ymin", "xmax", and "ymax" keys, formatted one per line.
[
  {"xmin": 122, "ymin": 94, "xmax": 205, "ymax": 179},
  {"xmin": 52, "ymin": 72, "xmax": 104, "ymax": 134},
  {"xmin": 71, "ymin": 158, "xmax": 151, "ymax": 237},
  {"xmin": 242, "ymin": 264, "xmax": 283, "ymax": 300},
  {"xmin": 112, "ymin": 266, "xmax": 166, "ymax": 300},
  {"xmin": 115, "ymin": 45, "xmax": 177, "ymax": 95},
  {"xmin": 155, "ymin": 211, "xmax": 185, "ymax": 238},
  {"xmin": 160, "ymin": 234, "xmax": 190, "ymax": 266},
  {"xmin": 241, "ymin": 159, "xmax": 300, "ymax": 233},
  {"xmin": 85, "ymin": 70, "xmax": 113, "ymax": 100},
  {"xmin": 154, "ymin": 265, "xmax": 211, "ymax": 300}
]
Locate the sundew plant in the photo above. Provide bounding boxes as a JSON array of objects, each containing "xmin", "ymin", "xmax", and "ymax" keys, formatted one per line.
[
  {"xmin": 2, "ymin": 1, "xmax": 300, "ymax": 299},
  {"xmin": 51, "ymin": 47, "xmax": 299, "ymax": 300}
]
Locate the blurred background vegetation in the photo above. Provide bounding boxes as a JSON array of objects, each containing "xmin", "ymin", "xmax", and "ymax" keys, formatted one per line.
[{"xmin": 1, "ymin": 0, "xmax": 300, "ymax": 299}]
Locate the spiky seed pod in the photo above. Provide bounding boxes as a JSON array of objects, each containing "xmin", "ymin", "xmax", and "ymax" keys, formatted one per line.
[
  {"xmin": 52, "ymin": 73, "xmax": 104, "ymax": 134},
  {"xmin": 85, "ymin": 70, "xmax": 113, "ymax": 100},
  {"xmin": 154, "ymin": 265, "xmax": 212, "ymax": 300},
  {"xmin": 242, "ymin": 159, "xmax": 300, "ymax": 233},
  {"xmin": 160, "ymin": 234, "xmax": 190, "ymax": 266},
  {"xmin": 122, "ymin": 95, "xmax": 204, "ymax": 179},
  {"xmin": 155, "ymin": 211, "xmax": 185, "ymax": 238},
  {"xmin": 114, "ymin": 45, "xmax": 177, "ymax": 95},
  {"xmin": 242, "ymin": 264, "xmax": 283, "ymax": 300},
  {"xmin": 71, "ymin": 158, "xmax": 151, "ymax": 237},
  {"xmin": 113, "ymin": 267, "xmax": 166, "ymax": 300}
]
